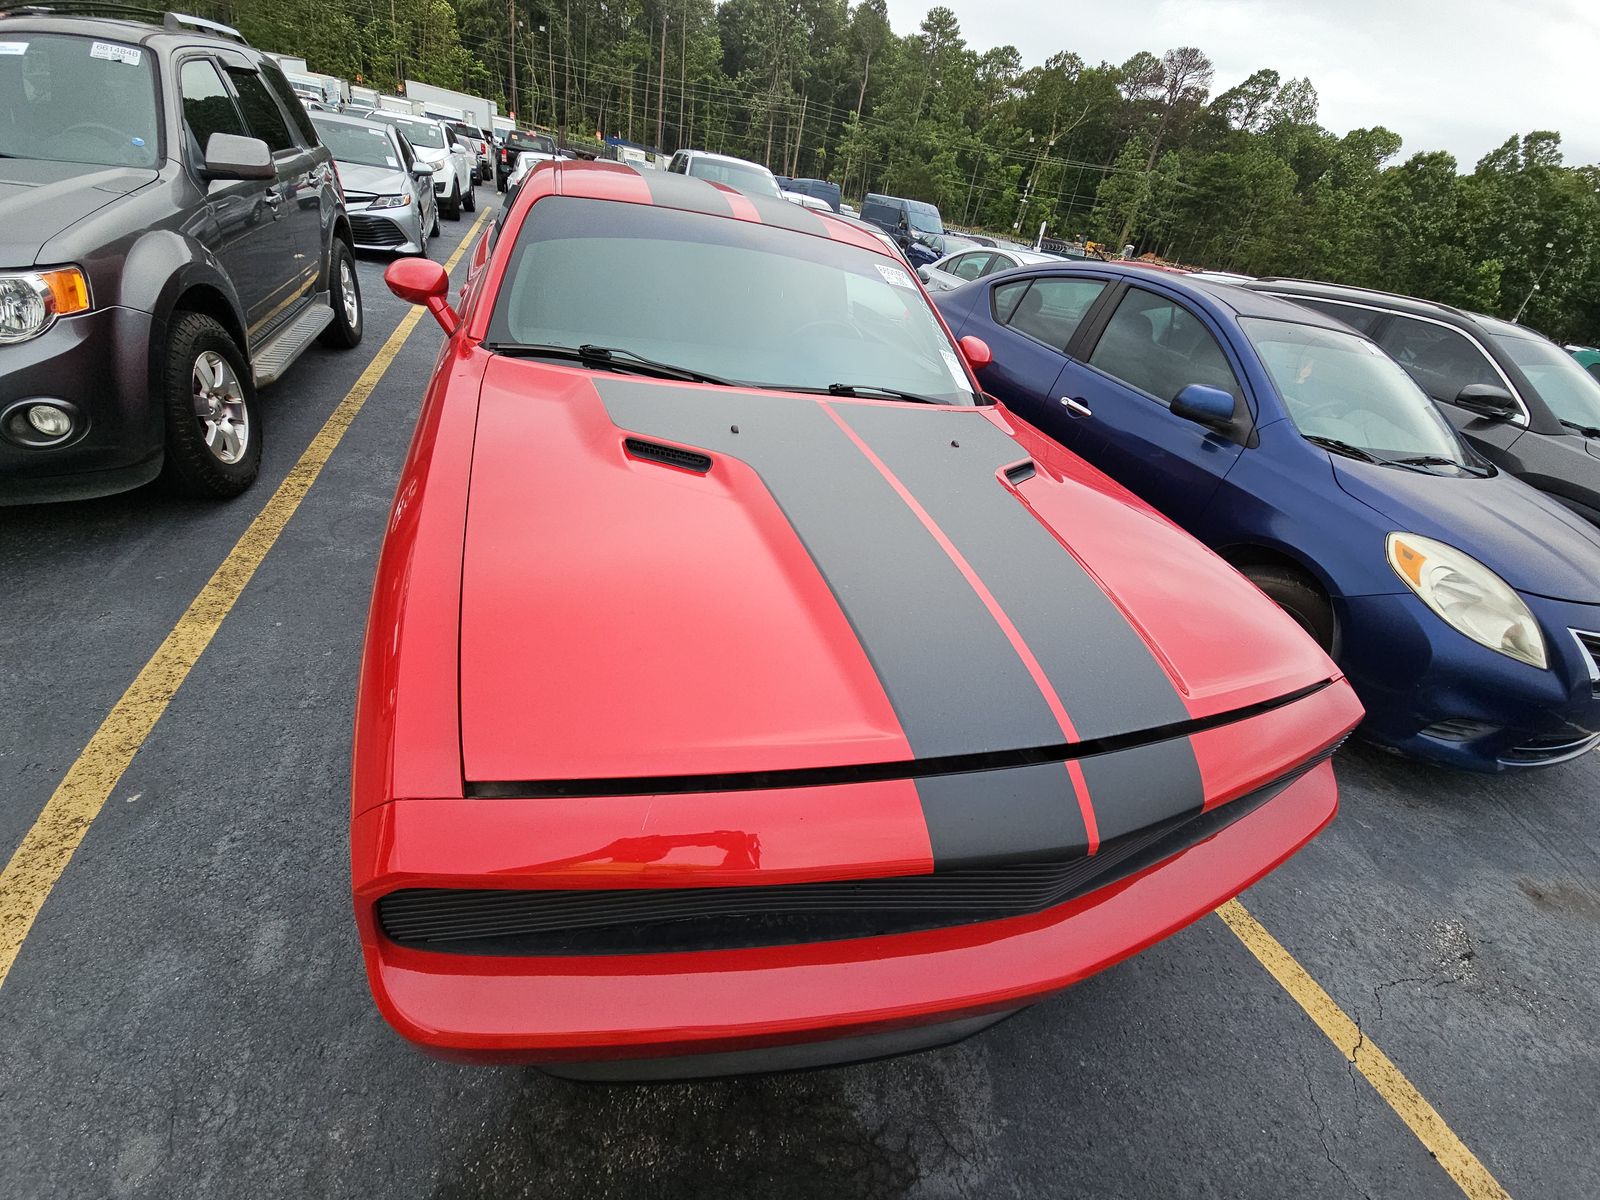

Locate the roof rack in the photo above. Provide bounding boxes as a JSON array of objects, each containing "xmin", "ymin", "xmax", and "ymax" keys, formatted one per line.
[
  {"xmin": 163, "ymin": 10, "xmax": 244, "ymax": 41},
  {"xmin": 0, "ymin": 2, "xmax": 164, "ymax": 19},
  {"xmin": 1254, "ymin": 276, "xmax": 1468, "ymax": 319}
]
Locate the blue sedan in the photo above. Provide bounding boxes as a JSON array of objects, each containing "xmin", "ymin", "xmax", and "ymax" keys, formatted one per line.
[{"xmin": 936, "ymin": 263, "xmax": 1600, "ymax": 771}]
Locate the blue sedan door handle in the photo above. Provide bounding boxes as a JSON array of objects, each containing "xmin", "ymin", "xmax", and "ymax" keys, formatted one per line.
[{"xmin": 1059, "ymin": 396, "xmax": 1092, "ymax": 418}]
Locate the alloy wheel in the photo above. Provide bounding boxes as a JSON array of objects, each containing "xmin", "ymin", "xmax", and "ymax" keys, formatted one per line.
[{"xmin": 191, "ymin": 350, "xmax": 248, "ymax": 465}]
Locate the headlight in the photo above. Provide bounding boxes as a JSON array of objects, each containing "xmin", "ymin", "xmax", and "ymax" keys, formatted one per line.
[
  {"xmin": 0, "ymin": 268, "xmax": 90, "ymax": 345},
  {"xmin": 1387, "ymin": 532, "xmax": 1547, "ymax": 668},
  {"xmin": 370, "ymin": 191, "xmax": 412, "ymax": 209}
]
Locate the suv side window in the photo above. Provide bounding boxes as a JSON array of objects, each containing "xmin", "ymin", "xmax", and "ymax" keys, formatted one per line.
[
  {"xmin": 226, "ymin": 67, "xmax": 295, "ymax": 153},
  {"xmin": 1376, "ymin": 315, "xmax": 1502, "ymax": 402},
  {"xmin": 1089, "ymin": 287, "xmax": 1242, "ymax": 403},
  {"xmin": 992, "ymin": 277, "xmax": 1107, "ymax": 351},
  {"xmin": 257, "ymin": 60, "xmax": 318, "ymax": 146},
  {"xmin": 179, "ymin": 59, "xmax": 246, "ymax": 160}
]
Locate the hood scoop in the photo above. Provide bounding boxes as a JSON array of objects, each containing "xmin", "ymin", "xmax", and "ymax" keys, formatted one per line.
[{"xmin": 624, "ymin": 437, "xmax": 712, "ymax": 474}]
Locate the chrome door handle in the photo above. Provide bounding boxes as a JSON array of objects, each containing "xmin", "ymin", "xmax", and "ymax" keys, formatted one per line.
[{"xmin": 1059, "ymin": 397, "xmax": 1092, "ymax": 418}]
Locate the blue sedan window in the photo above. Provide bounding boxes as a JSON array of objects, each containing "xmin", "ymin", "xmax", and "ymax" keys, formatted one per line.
[
  {"xmin": 992, "ymin": 277, "xmax": 1106, "ymax": 351},
  {"xmin": 1089, "ymin": 288, "xmax": 1241, "ymax": 403}
]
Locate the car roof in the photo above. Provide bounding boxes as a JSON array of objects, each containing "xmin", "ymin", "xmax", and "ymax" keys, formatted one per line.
[
  {"xmin": 1045, "ymin": 262, "xmax": 1356, "ymax": 331},
  {"xmin": 540, "ymin": 161, "xmax": 895, "ymax": 258},
  {"xmin": 0, "ymin": 11, "xmax": 253, "ymax": 51},
  {"xmin": 311, "ymin": 111, "xmax": 386, "ymax": 130},
  {"xmin": 680, "ymin": 150, "xmax": 770, "ymax": 169},
  {"xmin": 1243, "ymin": 276, "xmax": 1477, "ymax": 321}
]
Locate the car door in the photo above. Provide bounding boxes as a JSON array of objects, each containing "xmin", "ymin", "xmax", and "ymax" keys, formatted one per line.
[
  {"xmin": 969, "ymin": 273, "xmax": 1111, "ymax": 450},
  {"xmin": 1372, "ymin": 312, "xmax": 1529, "ymax": 461},
  {"xmin": 177, "ymin": 56, "xmax": 284, "ymax": 337},
  {"xmin": 222, "ymin": 60, "xmax": 321, "ymax": 341},
  {"xmin": 1055, "ymin": 282, "xmax": 1251, "ymax": 516}
]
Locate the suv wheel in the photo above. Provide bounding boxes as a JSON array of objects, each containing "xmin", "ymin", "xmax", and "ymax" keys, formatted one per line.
[
  {"xmin": 319, "ymin": 239, "xmax": 364, "ymax": 348},
  {"xmin": 158, "ymin": 313, "xmax": 260, "ymax": 498},
  {"xmin": 463, "ymin": 181, "xmax": 476, "ymax": 212},
  {"xmin": 445, "ymin": 178, "xmax": 462, "ymax": 220}
]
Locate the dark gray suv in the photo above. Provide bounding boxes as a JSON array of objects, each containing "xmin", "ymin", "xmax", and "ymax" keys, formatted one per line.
[
  {"xmin": 1245, "ymin": 278, "xmax": 1600, "ymax": 527},
  {"xmin": 0, "ymin": 10, "xmax": 363, "ymax": 503}
]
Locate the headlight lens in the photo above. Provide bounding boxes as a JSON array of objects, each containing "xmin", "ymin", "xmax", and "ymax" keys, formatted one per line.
[
  {"xmin": 0, "ymin": 268, "xmax": 90, "ymax": 344},
  {"xmin": 1387, "ymin": 532, "xmax": 1547, "ymax": 669},
  {"xmin": 370, "ymin": 190, "xmax": 413, "ymax": 209}
]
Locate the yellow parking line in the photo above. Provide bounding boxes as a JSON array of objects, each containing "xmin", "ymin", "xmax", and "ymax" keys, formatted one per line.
[
  {"xmin": 1217, "ymin": 899, "xmax": 1512, "ymax": 1200},
  {"xmin": 0, "ymin": 209, "xmax": 493, "ymax": 990}
]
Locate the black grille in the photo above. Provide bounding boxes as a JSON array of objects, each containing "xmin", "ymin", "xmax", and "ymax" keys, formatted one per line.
[
  {"xmin": 349, "ymin": 214, "xmax": 406, "ymax": 247},
  {"xmin": 1573, "ymin": 630, "xmax": 1600, "ymax": 694},
  {"xmin": 624, "ymin": 438, "xmax": 712, "ymax": 473},
  {"xmin": 378, "ymin": 746, "xmax": 1338, "ymax": 956},
  {"xmin": 1502, "ymin": 726, "xmax": 1600, "ymax": 764}
]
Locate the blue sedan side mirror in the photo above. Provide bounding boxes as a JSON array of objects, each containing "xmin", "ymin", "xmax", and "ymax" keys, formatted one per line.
[{"xmin": 1171, "ymin": 384, "xmax": 1235, "ymax": 430}]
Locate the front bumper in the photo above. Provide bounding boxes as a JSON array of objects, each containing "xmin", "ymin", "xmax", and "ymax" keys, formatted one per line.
[
  {"xmin": 0, "ymin": 306, "xmax": 161, "ymax": 504},
  {"xmin": 348, "ymin": 206, "xmax": 427, "ymax": 255},
  {"xmin": 352, "ymin": 698, "xmax": 1349, "ymax": 1073},
  {"xmin": 1338, "ymin": 590, "xmax": 1600, "ymax": 770}
]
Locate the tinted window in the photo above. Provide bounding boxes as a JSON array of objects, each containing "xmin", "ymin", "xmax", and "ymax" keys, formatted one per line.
[
  {"xmin": 995, "ymin": 277, "xmax": 1107, "ymax": 350},
  {"xmin": 1089, "ymin": 288, "xmax": 1241, "ymax": 402},
  {"xmin": 1288, "ymin": 297, "xmax": 1385, "ymax": 336},
  {"xmin": 1588, "ymin": 363, "xmax": 1600, "ymax": 383},
  {"xmin": 180, "ymin": 59, "xmax": 246, "ymax": 159},
  {"xmin": 1487, "ymin": 330, "xmax": 1600, "ymax": 428},
  {"xmin": 860, "ymin": 198, "xmax": 898, "ymax": 226},
  {"xmin": 1377, "ymin": 315, "xmax": 1501, "ymax": 403},
  {"xmin": 947, "ymin": 252, "xmax": 992, "ymax": 281},
  {"xmin": 226, "ymin": 68, "xmax": 295, "ymax": 153},
  {"xmin": 487, "ymin": 196, "xmax": 976, "ymax": 405},
  {"xmin": 259, "ymin": 60, "xmax": 318, "ymax": 145}
]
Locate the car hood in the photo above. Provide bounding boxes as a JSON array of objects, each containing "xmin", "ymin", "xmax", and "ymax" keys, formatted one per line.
[
  {"xmin": 334, "ymin": 161, "xmax": 408, "ymax": 197},
  {"xmin": 1331, "ymin": 457, "xmax": 1600, "ymax": 601},
  {"xmin": 458, "ymin": 361, "xmax": 1338, "ymax": 784},
  {"xmin": 0, "ymin": 159, "xmax": 158, "ymax": 265}
]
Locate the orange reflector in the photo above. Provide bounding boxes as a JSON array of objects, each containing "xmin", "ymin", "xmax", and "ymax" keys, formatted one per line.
[
  {"xmin": 40, "ymin": 268, "xmax": 89, "ymax": 316},
  {"xmin": 1391, "ymin": 539, "xmax": 1425, "ymax": 586}
]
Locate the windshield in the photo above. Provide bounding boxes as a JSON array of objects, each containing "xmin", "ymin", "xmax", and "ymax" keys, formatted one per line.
[
  {"xmin": 1243, "ymin": 318, "xmax": 1468, "ymax": 464},
  {"xmin": 310, "ymin": 118, "xmax": 400, "ymax": 171},
  {"xmin": 486, "ymin": 196, "xmax": 976, "ymax": 405},
  {"xmin": 0, "ymin": 33, "xmax": 159, "ymax": 168},
  {"xmin": 374, "ymin": 114, "xmax": 443, "ymax": 149},
  {"xmin": 1485, "ymin": 327, "xmax": 1600, "ymax": 428},
  {"xmin": 907, "ymin": 204, "xmax": 943, "ymax": 235},
  {"xmin": 686, "ymin": 157, "xmax": 781, "ymax": 197}
]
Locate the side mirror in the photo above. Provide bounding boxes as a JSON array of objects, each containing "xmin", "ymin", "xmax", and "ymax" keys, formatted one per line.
[
  {"xmin": 385, "ymin": 257, "xmax": 458, "ymax": 332},
  {"xmin": 1171, "ymin": 383, "xmax": 1236, "ymax": 430},
  {"xmin": 916, "ymin": 266, "xmax": 931, "ymax": 283},
  {"xmin": 1454, "ymin": 383, "xmax": 1518, "ymax": 422},
  {"xmin": 411, "ymin": 164, "xmax": 436, "ymax": 182},
  {"xmin": 957, "ymin": 335, "xmax": 992, "ymax": 370},
  {"xmin": 203, "ymin": 132, "xmax": 274, "ymax": 181}
]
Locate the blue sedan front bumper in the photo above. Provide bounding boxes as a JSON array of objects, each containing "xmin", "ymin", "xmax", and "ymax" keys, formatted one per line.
[{"xmin": 1338, "ymin": 590, "xmax": 1600, "ymax": 770}]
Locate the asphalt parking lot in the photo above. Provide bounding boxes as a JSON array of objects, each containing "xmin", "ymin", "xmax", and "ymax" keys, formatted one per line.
[{"xmin": 2, "ymin": 186, "xmax": 1597, "ymax": 1200}]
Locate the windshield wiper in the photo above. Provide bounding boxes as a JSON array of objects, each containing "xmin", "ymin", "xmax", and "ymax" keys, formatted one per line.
[
  {"xmin": 1303, "ymin": 435, "xmax": 1383, "ymax": 463},
  {"xmin": 1559, "ymin": 418, "xmax": 1600, "ymax": 438},
  {"xmin": 484, "ymin": 342, "xmax": 733, "ymax": 385},
  {"xmin": 1394, "ymin": 454, "xmax": 1490, "ymax": 476},
  {"xmin": 824, "ymin": 383, "xmax": 945, "ymax": 405}
]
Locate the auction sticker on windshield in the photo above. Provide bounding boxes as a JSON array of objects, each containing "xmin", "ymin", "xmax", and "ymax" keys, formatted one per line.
[
  {"xmin": 875, "ymin": 263, "xmax": 914, "ymax": 289},
  {"xmin": 0, "ymin": 41, "xmax": 28, "ymax": 54},
  {"xmin": 89, "ymin": 41, "xmax": 142, "ymax": 65}
]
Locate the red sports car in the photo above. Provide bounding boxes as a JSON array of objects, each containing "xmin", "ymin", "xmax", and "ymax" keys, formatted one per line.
[{"xmin": 352, "ymin": 161, "xmax": 1362, "ymax": 1079}]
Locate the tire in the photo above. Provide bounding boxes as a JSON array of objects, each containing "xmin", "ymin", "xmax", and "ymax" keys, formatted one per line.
[
  {"xmin": 157, "ymin": 312, "xmax": 260, "ymax": 499},
  {"xmin": 1242, "ymin": 564, "xmax": 1336, "ymax": 653},
  {"xmin": 318, "ymin": 239, "xmax": 364, "ymax": 349},
  {"xmin": 445, "ymin": 179, "xmax": 462, "ymax": 220},
  {"xmin": 412, "ymin": 219, "xmax": 429, "ymax": 259},
  {"xmin": 430, "ymin": 207, "xmax": 440, "ymax": 237},
  {"xmin": 463, "ymin": 180, "xmax": 476, "ymax": 212}
]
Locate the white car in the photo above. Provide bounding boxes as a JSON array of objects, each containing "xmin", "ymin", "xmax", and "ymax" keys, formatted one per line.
[
  {"xmin": 918, "ymin": 246, "xmax": 1058, "ymax": 293},
  {"xmin": 782, "ymin": 189, "xmax": 832, "ymax": 212},
  {"xmin": 371, "ymin": 112, "xmax": 476, "ymax": 219},
  {"xmin": 665, "ymin": 149, "xmax": 782, "ymax": 198},
  {"xmin": 506, "ymin": 148, "xmax": 561, "ymax": 191}
]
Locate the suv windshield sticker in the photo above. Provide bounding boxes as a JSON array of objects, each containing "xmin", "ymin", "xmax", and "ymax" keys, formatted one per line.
[
  {"xmin": 876, "ymin": 263, "xmax": 914, "ymax": 289},
  {"xmin": 0, "ymin": 41, "xmax": 28, "ymax": 55},
  {"xmin": 89, "ymin": 41, "xmax": 142, "ymax": 66}
]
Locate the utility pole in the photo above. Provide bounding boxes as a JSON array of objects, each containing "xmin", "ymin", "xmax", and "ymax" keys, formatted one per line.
[
  {"xmin": 655, "ymin": 10, "xmax": 668, "ymax": 152},
  {"xmin": 1514, "ymin": 240, "xmax": 1558, "ymax": 322},
  {"xmin": 507, "ymin": 0, "xmax": 517, "ymax": 123},
  {"xmin": 677, "ymin": 0, "xmax": 686, "ymax": 149}
]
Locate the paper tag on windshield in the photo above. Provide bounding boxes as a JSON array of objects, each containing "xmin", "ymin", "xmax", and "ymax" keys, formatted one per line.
[
  {"xmin": 875, "ymin": 263, "xmax": 914, "ymax": 289},
  {"xmin": 0, "ymin": 42, "xmax": 28, "ymax": 55},
  {"xmin": 90, "ymin": 41, "xmax": 142, "ymax": 65},
  {"xmin": 940, "ymin": 349, "xmax": 968, "ymax": 388}
]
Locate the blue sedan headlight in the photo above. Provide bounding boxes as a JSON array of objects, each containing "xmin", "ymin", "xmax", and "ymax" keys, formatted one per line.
[{"xmin": 1387, "ymin": 532, "xmax": 1547, "ymax": 669}]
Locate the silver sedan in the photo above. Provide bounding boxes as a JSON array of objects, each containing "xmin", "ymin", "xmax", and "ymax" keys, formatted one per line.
[
  {"xmin": 918, "ymin": 246, "xmax": 1060, "ymax": 293},
  {"xmin": 310, "ymin": 112, "xmax": 440, "ymax": 257}
]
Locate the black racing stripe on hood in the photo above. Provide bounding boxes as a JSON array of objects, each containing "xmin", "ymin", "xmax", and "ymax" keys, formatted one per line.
[
  {"xmin": 834, "ymin": 402, "xmax": 1194, "ymax": 740},
  {"xmin": 633, "ymin": 168, "xmax": 735, "ymax": 217},
  {"xmin": 915, "ymin": 763, "xmax": 1089, "ymax": 868},
  {"xmin": 1075, "ymin": 735, "xmax": 1205, "ymax": 843},
  {"xmin": 745, "ymin": 192, "xmax": 829, "ymax": 236},
  {"xmin": 593, "ymin": 380, "xmax": 1066, "ymax": 756}
]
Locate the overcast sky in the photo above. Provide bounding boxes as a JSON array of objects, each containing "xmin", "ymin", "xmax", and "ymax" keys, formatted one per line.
[{"xmin": 883, "ymin": 0, "xmax": 1600, "ymax": 169}]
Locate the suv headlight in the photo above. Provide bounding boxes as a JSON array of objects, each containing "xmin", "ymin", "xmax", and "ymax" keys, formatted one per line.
[
  {"xmin": 370, "ymin": 190, "xmax": 412, "ymax": 209},
  {"xmin": 1387, "ymin": 532, "xmax": 1547, "ymax": 668},
  {"xmin": 0, "ymin": 268, "xmax": 90, "ymax": 345}
]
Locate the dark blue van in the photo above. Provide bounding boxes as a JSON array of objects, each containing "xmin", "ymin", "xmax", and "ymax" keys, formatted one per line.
[{"xmin": 859, "ymin": 193, "xmax": 945, "ymax": 267}]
